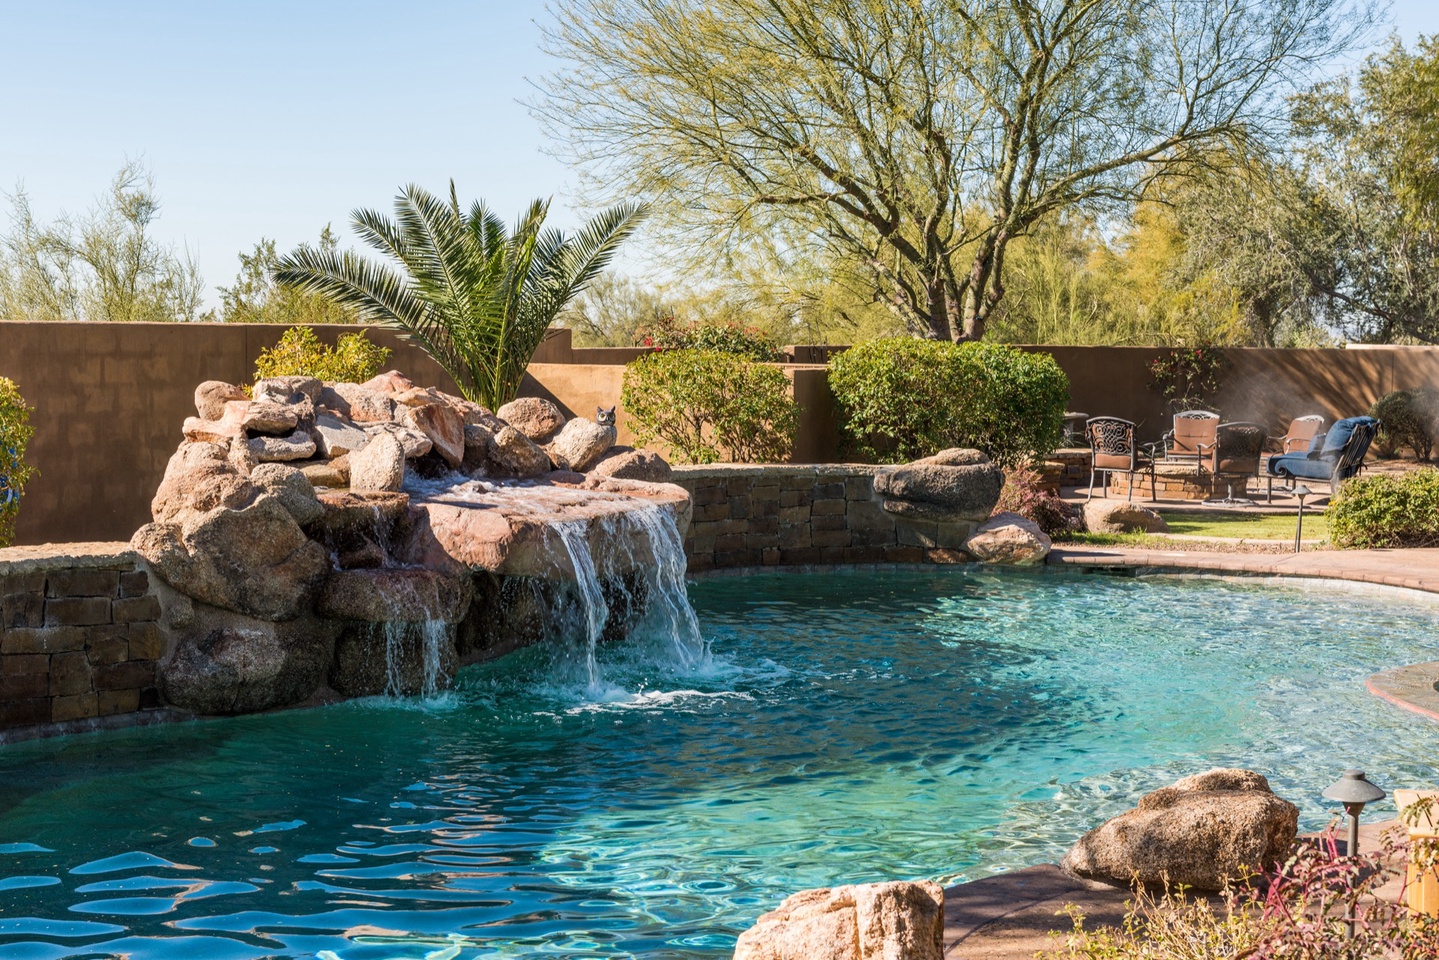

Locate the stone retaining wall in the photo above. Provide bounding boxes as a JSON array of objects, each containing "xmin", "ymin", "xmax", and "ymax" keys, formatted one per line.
[
  {"xmin": 669, "ymin": 465, "xmax": 977, "ymax": 572},
  {"xmin": 0, "ymin": 543, "xmax": 165, "ymax": 735}
]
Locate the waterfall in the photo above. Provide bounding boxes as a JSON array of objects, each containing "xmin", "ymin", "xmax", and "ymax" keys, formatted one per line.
[
  {"xmin": 378, "ymin": 619, "xmax": 449, "ymax": 699},
  {"xmin": 550, "ymin": 503, "xmax": 706, "ymax": 688}
]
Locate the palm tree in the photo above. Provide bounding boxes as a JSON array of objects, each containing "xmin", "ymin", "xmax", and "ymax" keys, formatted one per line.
[{"xmin": 273, "ymin": 183, "xmax": 646, "ymax": 410}]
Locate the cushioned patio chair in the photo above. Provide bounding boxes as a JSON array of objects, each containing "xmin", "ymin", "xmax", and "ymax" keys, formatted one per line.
[
  {"xmin": 1162, "ymin": 410, "xmax": 1220, "ymax": 471},
  {"xmin": 1266, "ymin": 414, "xmax": 1326, "ymax": 455},
  {"xmin": 1198, "ymin": 422, "xmax": 1267, "ymax": 503},
  {"xmin": 1265, "ymin": 416, "xmax": 1379, "ymax": 502},
  {"xmin": 1085, "ymin": 416, "xmax": 1157, "ymax": 502}
]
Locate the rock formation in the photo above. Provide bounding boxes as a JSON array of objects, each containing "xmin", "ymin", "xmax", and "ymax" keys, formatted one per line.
[
  {"xmin": 132, "ymin": 372, "xmax": 680, "ymax": 715},
  {"xmin": 733, "ymin": 880, "xmax": 945, "ymax": 960},
  {"xmin": 1060, "ymin": 768, "xmax": 1300, "ymax": 891},
  {"xmin": 1082, "ymin": 501, "xmax": 1169, "ymax": 534},
  {"xmin": 874, "ymin": 449, "xmax": 1004, "ymax": 523},
  {"xmin": 964, "ymin": 512, "xmax": 1051, "ymax": 564}
]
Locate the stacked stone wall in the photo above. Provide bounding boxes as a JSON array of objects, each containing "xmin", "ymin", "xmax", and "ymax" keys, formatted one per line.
[
  {"xmin": 0, "ymin": 544, "xmax": 165, "ymax": 734},
  {"xmin": 670, "ymin": 465, "xmax": 977, "ymax": 572}
]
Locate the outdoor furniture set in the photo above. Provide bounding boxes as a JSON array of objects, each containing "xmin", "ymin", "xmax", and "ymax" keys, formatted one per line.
[{"xmin": 1085, "ymin": 411, "xmax": 1379, "ymax": 504}]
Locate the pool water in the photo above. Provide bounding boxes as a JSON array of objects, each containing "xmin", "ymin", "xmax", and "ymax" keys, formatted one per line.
[{"xmin": 3, "ymin": 569, "xmax": 1439, "ymax": 959}]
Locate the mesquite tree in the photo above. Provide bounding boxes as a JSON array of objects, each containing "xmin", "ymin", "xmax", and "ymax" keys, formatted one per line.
[{"xmin": 540, "ymin": 0, "xmax": 1372, "ymax": 341}]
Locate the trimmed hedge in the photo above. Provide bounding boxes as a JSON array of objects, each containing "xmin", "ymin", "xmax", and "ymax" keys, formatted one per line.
[
  {"xmin": 0, "ymin": 377, "xmax": 36, "ymax": 547},
  {"xmin": 828, "ymin": 338, "xmax": 1069, "ymax": 466},
  {"xmin": 1328, "ymin": 470, "xmax": 1439, "ymax": 548},
  {"xmin": 621, "ymin": 349, "xmax": 798, "ymax": 464}
]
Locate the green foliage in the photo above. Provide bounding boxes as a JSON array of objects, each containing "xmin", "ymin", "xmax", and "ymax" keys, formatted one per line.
[
  {"xmin": 621, "ymin": 350, "xmax": 798, "ymax": 463},
  {"xmin": 253, "ymin": 327, "xmax": 391, "ymax": 384},
  {"xmin": 635, "ymin": 315, "xmax": 780, "ymax": 360},
  {"xmin": 274, "ymin": 182, "xmax": 645, "ymax": 410},
  {"xmin": 0, "ymin": 161, "xmax": 203, "ymax": 322},
  {"xmin": 211, "ymin": 227, "xmax": 357, "ymax": 325},
  {"xmin": 1329, "ymin": 470, "xmax": 1439, "ymax": 548},
  {"xmin": 543, "ymin": 0, "xmax": 1362, "ymax": 340},
  {"xmin": 0, "ymin": 377, "xmax": 36, "ymax": 547},
  {"xmin": 827, "ymin": 338, "xmax": 1068, "ymax": 466},
  {"xmin": 1369, "ymin": 389, "xmax": 1439, "ymax": 460}
]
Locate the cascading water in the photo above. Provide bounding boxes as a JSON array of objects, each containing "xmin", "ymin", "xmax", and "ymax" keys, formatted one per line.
[
  {"xmin": 549, "ymin": 502, "xmax": 707, "ymax": 689},
  {"xmin": 377, "ymin": 619, "xmax": 450, "ymax": 698}
]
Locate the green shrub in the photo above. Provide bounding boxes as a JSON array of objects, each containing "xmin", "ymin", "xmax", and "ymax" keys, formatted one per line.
[
  {"xmin": 1329, "ymin": 469, "xmax": 1439, "ymax": 548},
  {"xmin": 0, "ymin": 377, "xmax": 37, "ymax": 548},
  {"xmin": 635, "ymin": 315, "xmax": 782, "ymax": 361},
  {"xmin": 827, "ymin": 338, "xmax": 1069, "ymax": 466},
  {"xmin": 621, "ymin": 350, "xmax": 798, "ymax": 463},
  {"xmin": 1369, "ymin": 388, "xmax": 1438, "ymax": 460},
  {"xmin": 253, "ymin": 326, "xmax": 391, "ymax": 384}
]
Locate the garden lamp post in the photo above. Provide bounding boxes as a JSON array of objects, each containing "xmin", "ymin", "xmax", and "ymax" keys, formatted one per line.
[
  {"xmin": 1292, "ymin": 485, "xmax": 1312, "ymax": 553},
  {"xmin": 1323, "ymin": 770, "xmax": 1386, "ymax": 857}
]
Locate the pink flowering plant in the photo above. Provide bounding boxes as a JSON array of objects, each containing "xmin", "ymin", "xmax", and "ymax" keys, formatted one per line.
[{"xmin": 1148, "ymin": 344, "xmax": 1228, "ymax": 413}]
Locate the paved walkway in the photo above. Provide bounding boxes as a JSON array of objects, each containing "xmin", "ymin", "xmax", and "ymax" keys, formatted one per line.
[{"xmin": 942, "ymin": 544, "xmax": 1439, "ymax": 958}]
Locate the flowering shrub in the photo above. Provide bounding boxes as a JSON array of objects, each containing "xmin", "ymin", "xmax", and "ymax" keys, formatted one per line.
[
  {"xmin": 0, "ymin": 377, "xmax": 36, "ymax": 548},
  {"xmin": 622, "ymin": 349, "xmax": 798, "ymax": 463},
  {"xmin": 634, "ymin": 315, "xmax": 781, "ymax": 361},
  {"xmin": 253, "ymin": 326, "xmax": 391, "ymax": 383},
  {"xmin": 1148, "ymin": 345, "xmax": 1228, "ymax": 413},
  {"xmin": 1047, "ymin": 822, "xmax": 1439, "ymax": 959},
  {"xmin": 996, "ymin": 466, "xmax": 1079, "ymax": 537}
]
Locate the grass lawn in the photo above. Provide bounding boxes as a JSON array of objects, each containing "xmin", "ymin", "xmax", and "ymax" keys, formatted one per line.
[{"xmin": 1157, "ymin": 510, "xmax": 1329, "ymax": 541}]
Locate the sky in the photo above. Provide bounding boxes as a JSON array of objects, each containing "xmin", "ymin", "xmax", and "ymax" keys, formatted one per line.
[{"xmin": 1, "ymin": 0, "xmax": 1436, "ymax": 310}]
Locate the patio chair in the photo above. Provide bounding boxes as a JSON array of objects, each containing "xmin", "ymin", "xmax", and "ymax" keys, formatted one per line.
[
  {"xmin": 1266, "ymin": 414, "xmax": 1326, "ymax": 455},
  {"xmin": 1084, "ymin": 416, "xmax": 1157, "ymax": 502},
  {"xmin": 1162, "ymin": 410, "xmax": 1220, "ymax": 470},
  {"xmin": 1265, "ymin": 416, "xmax": 1380, "ymax": 501},
  {"xmin": 1198, "ymin": 421, "xmax": 1267, "ymax": 504}
]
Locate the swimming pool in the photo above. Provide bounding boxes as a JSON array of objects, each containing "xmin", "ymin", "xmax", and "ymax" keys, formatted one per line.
[{"xmin": 2, "ymin": 568, "xmax": 1438, "ymax": 958}]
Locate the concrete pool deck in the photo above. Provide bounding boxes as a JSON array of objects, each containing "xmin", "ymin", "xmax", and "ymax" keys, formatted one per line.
[{"xmin": 940, "ymin": 543, "xmax": 1439, "ymax": 958}]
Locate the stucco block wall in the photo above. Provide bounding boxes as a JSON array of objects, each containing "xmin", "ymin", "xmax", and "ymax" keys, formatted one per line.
[
  {"xmin": 669, "ymin": 465, "xmax": 977, "ymax": 572},
  {"xmin": 0, "ymin": 543, "xmax": 165, "ymax": 736}
]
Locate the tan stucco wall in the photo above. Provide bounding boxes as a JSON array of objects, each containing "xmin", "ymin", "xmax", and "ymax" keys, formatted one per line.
[{"xmin": 4, "ymin": 320, "xmax": 1439, "ymax": 546}]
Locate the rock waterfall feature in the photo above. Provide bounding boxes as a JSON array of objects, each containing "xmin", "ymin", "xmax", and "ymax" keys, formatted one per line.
[{"xmin": 133, "ymin": 375, "xmax": 691, "ymax": 715}]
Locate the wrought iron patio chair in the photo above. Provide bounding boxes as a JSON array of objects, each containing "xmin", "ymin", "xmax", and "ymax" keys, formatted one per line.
[
  {"xmin": 1266, "ymin": 416, "xmax": 1379, "ymax": 502},
  {"xmin": 1162, "ymin": 410, "xmax": 1220, "ymax": 471},
  {"xmin": 1199, "ymin": 421, "xmax": 1267, "ymax": 505},
  {"xmin": 1085, "ymin": 416, "xmax": 1157, "ymax": 502},
  {"xmin": 1266, "ymin": 414, "xmax": 1326, "ymax": 455}
]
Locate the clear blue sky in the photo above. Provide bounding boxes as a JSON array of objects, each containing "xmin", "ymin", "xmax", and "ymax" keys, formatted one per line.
[{"xmin": 1, "ymin": 0, "xmax": 1434, "ymax": 309}]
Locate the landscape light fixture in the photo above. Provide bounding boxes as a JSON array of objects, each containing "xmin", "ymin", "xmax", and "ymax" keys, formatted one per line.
[
  {"xmin": 1292, "ymin": 485, "xmax": 1312, "ymax": 553},
  {"xmin": 1322, "ymin": 769, "xmax": 1387, "ymax": 857}
]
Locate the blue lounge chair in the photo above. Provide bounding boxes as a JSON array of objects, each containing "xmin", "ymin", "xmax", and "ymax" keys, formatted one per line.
[{"xmin": 1265, "ymin": 416, "xmax": 1379, "ymax": 502}]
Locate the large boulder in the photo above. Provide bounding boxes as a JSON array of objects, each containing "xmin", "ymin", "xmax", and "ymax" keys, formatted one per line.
[
  {"xmin": 249, "ymin": 463, "xmax": 324, "ymax": 528},
  {"xmin": 590, "ymin": 447, "xmax": 672, "ymax": 482},
  {"xmin": 349, "ymin": 432, "xmax": 406, "ymax": 493},
  {"xmin": 733, "ymin": 880, "xmax": 944, "ymax": 960},
  {"xmin": 160, "ymin": 606, "xmax": 339, "ymax": 715},
  {"xmin": 361, "ymin": 369, "xmax": 414, "ymax": 395},
  {"xmin": 545, "ymin": 418, "xmax": 617, "ymax": 472},
  {"xmin": 404, "ymin": 401, "xmax": 465, "ymax": 468},
  {"xmin": 320, "ymin": 382, "xmax": 394, "ymax": 423},
  {"xmin": 252, "ymin": 376, "xmax": 320, "ymax": 405},
  {"xmin": 964, "ymin": 512, "xmax": 1051, "ymax": 565},
  {"xmin": 1083, "ymin": 501, "xmax": 1169, "ymax": 534},
  {"xmin": 151, "ymin": 442, "xmax": 257, "ymax": 524},
  {"xmin": 245, "ymin": 429, "xmax": 317, "ymax": 463},
  {"xmin": 468, "ymin": 425, "xmax": 553, "ymax": 480},
  {"xmin": 1060, "ymin": 768, "xmax": 1300, "ymax": 891},
  {"xmin": 240, "ymin": 400, "xmax": 302, "ymax": 436},
  {"xmin": 183, "ymin": 401, "xmax": 252, "ymax": 444},
  {"xmin": 131, "ymin": 498, "xmax": 330, "ymax": 621},
  {"xmin": 194, "ymin": 381, "xmax": 247, "ymax": 420},
  {"xmin": 299, "ymin": 455, "xmax": 349, "ymax": 488},
  {"xmin": 311, "ymin": 412, "xmax": 371, "ymax": 458},
  {"xmin": 874, "ymin": 449, "xmax": 1004, "ymax": 523},
  {"xmin": 364, "ymin": 421, "xmax": 433, "ymax": 458},
  {"xmin": 497, "ymin": 397, "xmax": 566, "ymax": 443}
]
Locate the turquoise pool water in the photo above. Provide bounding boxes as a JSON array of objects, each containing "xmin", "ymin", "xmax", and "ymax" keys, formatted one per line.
[{"xmin": 3, "ymin": 568, "xmax": 1439, "ymax": 959}]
